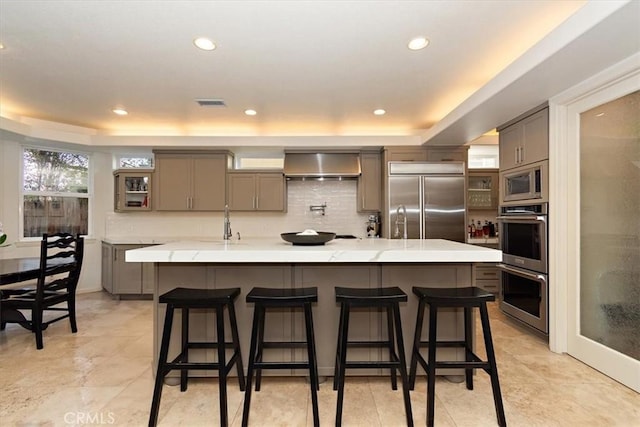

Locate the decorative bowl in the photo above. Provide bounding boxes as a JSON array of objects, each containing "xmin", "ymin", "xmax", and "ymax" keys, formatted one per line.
[{"xmin": 280, "ymin": 232, "xmax": 336, "ymax": 246}]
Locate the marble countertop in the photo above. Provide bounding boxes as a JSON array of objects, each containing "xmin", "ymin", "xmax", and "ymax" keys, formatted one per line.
[{"xmin": 124, "ymin": 237, "xmax": 502, "ymax": 263}]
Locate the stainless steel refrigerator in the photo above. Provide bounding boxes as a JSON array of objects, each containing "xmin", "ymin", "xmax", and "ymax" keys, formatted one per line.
[{"xmin": 387, "ymin": 161, "xmax": 466, "ymax": 242}]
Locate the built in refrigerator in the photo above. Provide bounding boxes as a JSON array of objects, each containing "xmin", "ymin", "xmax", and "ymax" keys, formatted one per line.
[{"xmin": 387, "ymin": 162, "xmax": 466, "ymax": 242}]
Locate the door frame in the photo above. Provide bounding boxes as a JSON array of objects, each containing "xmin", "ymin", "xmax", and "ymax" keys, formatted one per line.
[{"xmin": 549, "ymin": 53, "xmax": 640, "ymax": 391}]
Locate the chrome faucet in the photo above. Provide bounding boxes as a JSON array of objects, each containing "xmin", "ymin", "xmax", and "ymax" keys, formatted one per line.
[
  {"xmin": 395, "ymin": 204, "xmax": 408, "ymax": 239},
  {"xmin": 223, "ymin": 204, "xmax": 232, "ymax": 240}
]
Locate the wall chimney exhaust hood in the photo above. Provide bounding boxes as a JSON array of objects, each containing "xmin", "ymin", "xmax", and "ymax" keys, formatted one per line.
[{"xmin": 284, "ymin": 152, "xmax": 361, "ymax": 178}]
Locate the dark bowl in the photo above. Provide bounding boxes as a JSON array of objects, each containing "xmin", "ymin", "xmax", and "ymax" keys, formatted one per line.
[{"xmin": 280, "ymin": 232, "xmax": 336, "ymax": 246}]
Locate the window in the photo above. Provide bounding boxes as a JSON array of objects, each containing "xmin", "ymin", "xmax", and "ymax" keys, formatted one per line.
[
  {"xmin": 22, "ymin": 147, "xmax": 90, "ymax": 238},
  {"xmin": 116, "ymin": 154, "xmax": 154, "ymax": 169}
]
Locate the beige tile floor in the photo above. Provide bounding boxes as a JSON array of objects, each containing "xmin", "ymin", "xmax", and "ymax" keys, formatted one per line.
[{"xmin": 1, "ymin": 291, "xmax": 638, "ymax": 426}]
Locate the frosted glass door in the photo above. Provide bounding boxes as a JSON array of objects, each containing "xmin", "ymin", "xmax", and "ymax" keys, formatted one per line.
[{"xmin": 579, "ymin": 90, "xmax": 639, "ymax": 361}]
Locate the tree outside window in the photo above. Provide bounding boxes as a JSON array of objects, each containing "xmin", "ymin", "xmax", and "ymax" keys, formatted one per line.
[{"xmin": 23, "ymin": 148, "xmax": 90, "ymax": 238}]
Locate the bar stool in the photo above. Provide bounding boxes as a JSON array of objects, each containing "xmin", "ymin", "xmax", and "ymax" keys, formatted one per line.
[
  {"xmin": 333, "ymin": 286, "xmax": 413, "ymax": 427},
  {"xmin": 242, "ymin": 287, "xmax": 320, "ymax": 427},
  {"xmin": 408, "ymin": 286, "xmax": 506, "ymax": 427},
  {"xmin": 149, "ymin": 287, "xmax": 245, "ymax": 427}
]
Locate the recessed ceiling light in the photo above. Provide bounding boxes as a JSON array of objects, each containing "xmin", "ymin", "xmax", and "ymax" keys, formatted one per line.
[
  {"xmin": 408, "ymin": 37, "xmax": 429, "ymax": 50},
  {"xmin": 112, "ymin": 108, "xmax": 128, "ymax": 116},
  {"xmin": 244, "ymin": 109, "xmax": 257, "ymax": 116},
  {"xmin": 0, "ymin": 43, "xmax": 4, "ymax": 50},
  {"xmin": 373, "ymin": 109, "xmax": 386, "ymax": 116},
  {"xmin": 193, "ymin": 37, "xmax": 216, "ymax": 51}
]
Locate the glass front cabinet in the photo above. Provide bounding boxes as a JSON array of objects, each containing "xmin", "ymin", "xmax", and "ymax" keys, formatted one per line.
[
  {"xmin": 467, "ymin": 169, "xmax": 499, "ymax": 210},
  {"xmin": 114, "ymin": 169, "xmax": 152, "ymax": 212}
]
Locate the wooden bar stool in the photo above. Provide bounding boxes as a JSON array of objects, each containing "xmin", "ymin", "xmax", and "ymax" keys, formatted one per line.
[
  {"xmin": 149, "ymin": 287, "xmax": 245, "ymax": 427},
  {"xmin": 409, "ymin": 286, "xmax": 506, "ymax": 427},
  {"xmin": 333, "ymin": 286, "xmax": 413, "ymax": 427},
  {"xmin": 242, "ymin": 287, "xmax": 320, "ymax": 427}
]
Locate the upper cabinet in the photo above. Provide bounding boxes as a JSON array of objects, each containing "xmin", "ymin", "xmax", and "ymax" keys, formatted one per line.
[
  {"xmin": 426, "ymin": 146, "xmax": 469, "ymax": 163},
  {"xmin": 468, "ymin": 169, "xmax": 499, "ymax": 211},
  {"xmin": 153, "ymin": 150, "xmax": 232, "ymax": 211},
  {"xmin": 358, "ymin": 151, "xmax": 382, "ymax": 212},
  {"xmin": 498, "ymin": 105, "xmax": 549, "ymax": 171},
  {"xmin": 113, "ymin": 169, "xmax": 152, "ymax": 212},
  {"xmin": 383, "ymin": 146, "xmax": 428, "ymax": 162},
  {"xmin": 227, "ymin": 171, "xmax": 286, "ymax": 211}
]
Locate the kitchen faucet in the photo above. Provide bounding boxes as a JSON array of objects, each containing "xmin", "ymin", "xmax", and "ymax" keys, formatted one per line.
[
  {"xmin": 395, "ymin": 204, "xmax": 408, "ymax": 239},
  {"xmin": 223, "ymin": 204, "xmax": 232, "ymax": 240}
]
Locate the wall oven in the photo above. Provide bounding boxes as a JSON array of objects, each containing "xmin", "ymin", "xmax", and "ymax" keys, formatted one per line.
[{"xmin": 497, "ymin": 202, "xmax": 548, "ymax": 334}]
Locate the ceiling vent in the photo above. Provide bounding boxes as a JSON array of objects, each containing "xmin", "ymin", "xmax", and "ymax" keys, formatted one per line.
[{"xmin": 195, "ymin": 98, "xmax": 226, "ymax": 107}]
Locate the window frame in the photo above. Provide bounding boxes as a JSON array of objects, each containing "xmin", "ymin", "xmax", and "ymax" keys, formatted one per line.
[{"xmin": 20, "ymin": 145, "xmax": 93, "ymax": 240}]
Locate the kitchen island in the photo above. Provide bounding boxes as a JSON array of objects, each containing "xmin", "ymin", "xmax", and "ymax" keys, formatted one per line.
[{"xmin": 126, "ymin": 238, "xmax": 501, "ymax": 377}]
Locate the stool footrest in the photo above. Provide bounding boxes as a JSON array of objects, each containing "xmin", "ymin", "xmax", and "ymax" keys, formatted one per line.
[
  {"xmin": 345, "ymin": 360, "xmax": 400, "ymax": 369},
  {"xmin": 416, "ymin": 340, "xmax": 466, "ymax": 348},
  {"xmin": 253, "ymin": 361, "xmax": 312, "ymax": 370},
  {"xmin": 260, "ymin": 341, "xmax": 309, "ymax": 349},
  {"xmin": 347, "ymin": 340, "xmax": 393, "ymax": 348},
  {"xmin": 168, "ymin": 350, "xmax": 242, "ymax": 374},
  {"xmin": 186, "ymin": 341, "xmax": 237, "ymax": 349}
]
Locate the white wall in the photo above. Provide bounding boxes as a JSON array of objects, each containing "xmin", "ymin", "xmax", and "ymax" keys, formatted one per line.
[
  {"xmin": 1, "ymin": 138, "xmax": 371, "ymax": 293},
  {"xmin": 105, "ymin": 180, "xmax": 371, "ymax": 239},
  {"xmin": 0, "ymin": 138, "xmax": 115, "ymax": 293}
]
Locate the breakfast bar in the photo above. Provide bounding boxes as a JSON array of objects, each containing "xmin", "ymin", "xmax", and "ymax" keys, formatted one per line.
[{"xmin": 126, "ymin": 238, "xmax": 501, "ymax": 377}]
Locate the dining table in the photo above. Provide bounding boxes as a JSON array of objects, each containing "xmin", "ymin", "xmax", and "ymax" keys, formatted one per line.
[{"xmin": 0, "ymin": 257, "xmax": 74, "ymax": 325}]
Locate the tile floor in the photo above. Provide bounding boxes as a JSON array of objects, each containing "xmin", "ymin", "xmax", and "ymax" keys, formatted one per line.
[{"xmin": 0, "ymin": 291, "xmax": 638, "ymax": 426}]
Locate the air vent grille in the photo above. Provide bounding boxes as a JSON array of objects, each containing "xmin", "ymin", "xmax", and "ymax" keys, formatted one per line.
[{"xmin": 195, "ymin": 99, "xmax": 226, "ymax": 107}]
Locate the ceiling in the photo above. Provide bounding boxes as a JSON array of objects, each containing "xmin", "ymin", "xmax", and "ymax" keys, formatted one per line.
[{"xmin": 0, "ymin": 1, "xmax": 638, "ymax": 147}]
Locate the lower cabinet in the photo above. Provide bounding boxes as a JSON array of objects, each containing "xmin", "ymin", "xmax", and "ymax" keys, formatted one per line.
[
  {"xmin": 102, "ymin": 243, "xmax": 155, "ymax": 296},
  {"xmin": 153, "ymin": 262, "xmax": 473, "ymax": 378},
  {"xmin": 474, "ymin": 263, "xmax": 499, "ymax": 293}
]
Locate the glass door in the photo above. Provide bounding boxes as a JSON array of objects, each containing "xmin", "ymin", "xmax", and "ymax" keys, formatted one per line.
[{"xmin": 568, "ymin": 88, "xmax": 640, "ymax": 392}]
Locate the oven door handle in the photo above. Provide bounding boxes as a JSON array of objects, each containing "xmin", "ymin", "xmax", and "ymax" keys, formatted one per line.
[
  {"xmin": 497, "ymin": 263, "xmax": 547, "ymax": 283},
  {"xmin": 497, "ymin": 215, "xmax": 547, "ymax": 222}
]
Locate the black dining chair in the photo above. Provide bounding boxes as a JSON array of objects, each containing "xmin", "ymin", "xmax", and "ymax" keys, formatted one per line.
[{"xmin": 0, "ymin": 232, "xmax": 84, "ymax": 349}]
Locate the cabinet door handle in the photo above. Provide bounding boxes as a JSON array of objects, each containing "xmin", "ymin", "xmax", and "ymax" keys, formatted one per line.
[
  {"xmin": 515, "ymin": 147, "xmax": 519, "ymax": 164},
  {"xmin": 520, "ymin": 146, "xmax": 524, "ymax": 163}
]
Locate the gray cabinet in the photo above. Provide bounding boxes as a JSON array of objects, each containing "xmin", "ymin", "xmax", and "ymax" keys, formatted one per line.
[
  {"xmin": 153, "ymin": 151, "xmax": 231, "ymax": 211},
  {"xmin": 474, "ymin": 263, "xmax": 499, "ymax": 293},
  {"xmin": 102, "ymin": 243, "xmax": 155, "ymax": 296},
  {"xmin": 227, "ymin": 171, "xmax": 286, "ymax": 211},
  {"xmin": 357, "ymin": 151, "xmax": 382, "ymax": 212},
  {"xmin": 426, "ymin": 146, "xmax": 469, "ymax": 163},
  {"xmin": 113, "ymin": 169, "xmax": 152, "ymax": 212},
  {"xmin": 499, "ymin": 106, "xmax": 549, "ymax": 171}
]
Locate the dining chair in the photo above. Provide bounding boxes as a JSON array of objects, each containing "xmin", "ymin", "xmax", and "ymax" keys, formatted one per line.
[{"xmin": 0, "ymin": 232, "xmax": 84, "ymax": 349}]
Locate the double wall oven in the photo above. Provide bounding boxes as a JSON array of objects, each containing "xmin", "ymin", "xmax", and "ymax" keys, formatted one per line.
[{"xmin": 497, "ymin": 202, "xmax": 549, "ymax": 334}]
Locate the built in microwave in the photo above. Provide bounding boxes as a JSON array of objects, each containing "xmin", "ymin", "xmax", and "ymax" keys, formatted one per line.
[{"xmin": 500, "ymin": 160, "xmax": 548, "ymax": 204}]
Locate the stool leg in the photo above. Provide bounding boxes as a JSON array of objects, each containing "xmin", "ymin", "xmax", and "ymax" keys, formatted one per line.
[
  {"xmin": 392, "ymin": 303, "xmax": 414, "ymax": 427},
  {"xmin": 386, "ymin": 305, "xmax": 398, "ymax": 390},
  {"xmin": 335, "ymin": 302, "xmax": 351, "ymax": 427},
  {"xmin": 304, "ymin": 302, "xmax": 320, "ymax": 427},
  {"xmin": 180, "ymin": 307, "xmax": 189, "ymax": 392},
  {"xmin": 480, "ymin": 303, "xmax": 507, "ymax": 427},
  {"xmin": 242, "ymin": 305, "xmax": 263, "ymax": 427},
  {"xmin": 216, "ymin": 306, "xmax": 228, "ymax": 427},
  {"xmin": 255, "ymin": 304, "xmax": 266, "ymax": 392},
  {"xmin": 464, "ymin": 307, "xmax": 473, "ymax": 391},
  {"xmin": 409, "ymin": 298, "xmax": 426, "ymax": 390},
  {"xmin": 227, "ymin": 300, "xmax": 246, "ymax": 391},
  {"xmin": 149, "ymin": 304, "xmax": 174, "ymax": 427},
  {"xmin": 426, "ymin": 305, "xmax": 438, "ymax": 427},
  {"xmin": 333, "ymin": 302, "xmax": 346, "ymax": 391}
]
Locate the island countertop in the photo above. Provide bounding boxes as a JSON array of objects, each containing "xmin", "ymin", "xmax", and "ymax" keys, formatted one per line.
[{"xmin": 125, "ymin": 237, "xmax": 501, "ymax": 263}]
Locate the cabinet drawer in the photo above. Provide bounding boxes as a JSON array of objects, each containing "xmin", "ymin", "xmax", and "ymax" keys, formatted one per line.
[
  {"xmin": 475, "ymin": 267, "xmax": 499, "ymax": 280},
  {"xmin": 476, "ymin": 279, "xmax": 499, "ymax": 293}
]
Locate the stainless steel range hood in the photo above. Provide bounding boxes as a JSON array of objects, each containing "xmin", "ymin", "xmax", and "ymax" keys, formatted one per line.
[{"xmin": 283, "ymin": 152, "xmax": 361, "ymax": 178}]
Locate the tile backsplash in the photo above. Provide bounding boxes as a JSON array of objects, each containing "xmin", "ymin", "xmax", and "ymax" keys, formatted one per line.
[{"xmin": 105, "ymin": 179, "xmax": 372, "ymax": 238}]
